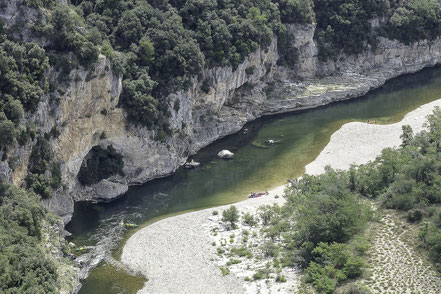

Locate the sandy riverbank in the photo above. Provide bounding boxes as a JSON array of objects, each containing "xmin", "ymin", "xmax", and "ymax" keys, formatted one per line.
[{"xmin": 121, "ymin": 99, "xmax": 441, "ymax": 294}]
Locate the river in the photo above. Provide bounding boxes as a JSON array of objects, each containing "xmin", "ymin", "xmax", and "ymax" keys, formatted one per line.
[{"xmin": 68, "ymin": 66, "xmax": 441, "ymax": 294}]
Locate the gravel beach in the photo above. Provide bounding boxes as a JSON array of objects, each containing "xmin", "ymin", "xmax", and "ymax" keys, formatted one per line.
[{"xmin": 121, "ymin": 99, "xmax": 441, "ymax": 294}]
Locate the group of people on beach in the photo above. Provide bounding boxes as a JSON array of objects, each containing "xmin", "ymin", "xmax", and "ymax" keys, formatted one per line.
[{"xmin": 367, "ymin": 120, "xmax": 377, "ymax": 124}]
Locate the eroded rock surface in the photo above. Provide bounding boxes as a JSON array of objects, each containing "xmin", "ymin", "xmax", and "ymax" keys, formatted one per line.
[{"xmin": 3, "ymin": 22, "xmax": 441, "ymax": 223}]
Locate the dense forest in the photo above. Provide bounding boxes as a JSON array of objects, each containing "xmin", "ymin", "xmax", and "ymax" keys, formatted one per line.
[{"xmin": 1, "ymin": 0, "xmax": 441, "ymax": 292}]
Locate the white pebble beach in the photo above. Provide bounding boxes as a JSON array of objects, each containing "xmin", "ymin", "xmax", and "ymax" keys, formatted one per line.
[{"xmin": 121, "ymin": 99, "xmax": 441, "ymax": 294}]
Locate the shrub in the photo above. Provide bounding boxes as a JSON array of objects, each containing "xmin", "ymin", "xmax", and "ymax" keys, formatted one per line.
[
  {"xmin": 220, "ymin": 266, "xmax": 230, "ymax": 276},
  {"xmin": 407, "ymin": 210, "xmax": 423, "ymax": 223},
  {"xmin": 276, "ymin": 274, "xmax": 287, "ymax": 282},
  {"xmin": 253, "ymin": 270, "xmax": 264, "ymax": 280},
  {"xmin": 26, "ymin": 173, "xmax": 52, "ymax": 199},
  {"xmin": 45, "ymin": 6, "xmax": 99, "ymax": 66},
  {"xmin": 201, "ymin": 79, "xmax": 211, "ymax": 94},
  {"xmin": 231, "ymin": 246, "xmax": 252, "ymax": 259},
  {"xmin": 242, "ymin": 212, "xmax": 257, "ymax": 226},
  {"xmin": 4, "ymin": 99, "xmax": 24, "ymax": 124},
  {"xmin": 258, "ymin": 205, "xmax": 278, "ymax": 226},
  {"xmin": 288, "ymin": 171, "xmax": 370, "ymax": 248},
  {"xmin": 50, "ymin": 164, "xmax": 62, "ymax": 189},
  {"xmin": 0, "ymin": 119, "xmax": 16, "ymax": 148},
  {"xmin": 245, "ymin": 66, "xmax": 256, "ymax": 75},
  {"xmin": 305, "ymin": 262, "xmax": 340, "ymax": 294},
  {"xmin": 222, "ymin": 206, "xmax": 239, "ymax": 229},
  {"xmin": 273, "ymin": 0, "xmax": 315, "ymax": 24},
  {"xmin": 29, "ymin": 136, "xmax": 52, "ymax": 174},
  {"xmin": 343, "ymin": 256, "xmax": 364, "ymax": 278}
]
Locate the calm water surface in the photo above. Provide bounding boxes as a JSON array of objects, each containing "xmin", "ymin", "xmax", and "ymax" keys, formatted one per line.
[{"xmin": 70, "ymin": 66, "xmax": 441, "ymax": 294}]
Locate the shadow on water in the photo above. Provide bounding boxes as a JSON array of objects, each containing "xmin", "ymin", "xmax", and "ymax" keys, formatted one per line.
[{"xmin": 70, "ymin": 66, "xmax": 441, "ymax": 294}]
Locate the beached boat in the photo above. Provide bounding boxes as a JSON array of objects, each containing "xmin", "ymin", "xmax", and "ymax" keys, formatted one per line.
[{"xmin": 248, "ymin": 191, "xmax": 269, "ymax": 198}]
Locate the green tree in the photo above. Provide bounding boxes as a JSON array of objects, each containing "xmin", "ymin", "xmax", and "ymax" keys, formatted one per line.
[
  {"xmin": 273, "ymin": 0, "xmax": 315, "ymax": 24},
  {"xmin": 26, "ymin": 173, "xmax": 52, "ymax": 199},
  {"xmin": 4, "ymin": 99, "xmax": 24, "ymax": 124},
  {"xmin": 122, "ymin": 75, "xmax": 159, "ymax": 128},
  {"xmin": 139, "ymin": 38, "xmax": 155, "ymax": 66},
  {"xmin": 288, "ymin": 171, "xmax": 369, "ymax": 246},
  {"xmin": 222, "ymin": 205, "xmax": 239, "ymax": 229},
  {"xmin": 400, "ymin": 125, "xmax": 414, "ymax": 147},
  {"xmin": 0, "ymin": 119, "xmax": 16, "ymax": 148},
  {"xmin": 385, "ymin": 0, "xmax": 441, "ymax": 44}
]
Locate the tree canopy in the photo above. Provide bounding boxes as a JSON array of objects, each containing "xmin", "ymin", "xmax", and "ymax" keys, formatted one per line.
[{"xmin": 0, "ymin": 183, "xmax": 59, "ymax": 293}]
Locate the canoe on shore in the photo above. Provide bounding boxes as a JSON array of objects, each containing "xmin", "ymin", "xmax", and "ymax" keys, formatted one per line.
[{"xmin": 248, "ymin": 191, "xmax": 269, "ymax": 198}]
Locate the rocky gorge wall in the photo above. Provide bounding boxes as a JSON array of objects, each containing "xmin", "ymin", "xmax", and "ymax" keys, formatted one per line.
[{"xmin": 3, "ymin": 22, "xmax": 441, "ymax": 224}]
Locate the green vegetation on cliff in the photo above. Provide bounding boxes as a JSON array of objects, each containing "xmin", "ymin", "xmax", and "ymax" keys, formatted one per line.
[
  {"xmin": 384, "ymin": 0, "xmax": 441, "ymax": 44},
  {"xmin": 313, "ymin": 0, "xmax": 441, "ymax": 60},
  {"xmin": 72, "ymin": 0, "xmax": 302, "ymax": 131},
  {"xmin": 28, "ymin": 0, "xmax": 441, "ymax": 133},
  {"xmin": 39, "ymin": 5, "xmax": 100, "ymax": 67},
  {"xmin": 313, "ymin": 0, "xmax": 390, "ymax": 60},
  {"xmin": 0, "ymin": 19, "xmax": 49, "ymax": 149},
  {"xmin": 0, "ymin": 183, "xmax": 59, "ymax": 294},
  {"xmin": 3, "ymin": 0, "xmax": 441, "ymax": 141}
]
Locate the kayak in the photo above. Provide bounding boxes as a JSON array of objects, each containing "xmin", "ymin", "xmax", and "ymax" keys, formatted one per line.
[
  {"xmin": 120, "ymin": 221, "xmax": 138, "ymax": 227},
  {"xmin": 249, "ymin": 191, "xmax": 269, "ymax": 198}
]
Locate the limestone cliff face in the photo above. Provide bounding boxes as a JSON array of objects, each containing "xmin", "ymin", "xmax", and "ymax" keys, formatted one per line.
[
  {"xmin": 265, "ymin": 23, "xmax": 441, "ymax": 113},
  {"xmin": 43, "ymin": 38, "xmax": 280, "ymax": 223},
  {"xmin": 42, "ymin": 56, "xmax": 125, "ymax": 222},
  {"xmin": 289, "ymin": 23, "xmax": 441, "ymax": 78},
  {"xmin": 4, "ymin": 23, "xmax": 441, "ymax": 223}
]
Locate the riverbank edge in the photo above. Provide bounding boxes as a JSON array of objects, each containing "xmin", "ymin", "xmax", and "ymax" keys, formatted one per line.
[
  {"xmin": 74, "ymin": 64, "xmax": 441, "ymax": 291},
  {"xmin": 120, "ymin": 98, "xmax": 441, "ymax": 293},
  {"xmin": 63, "ymin": 59, "xmax": 441, "ymax": 225}
]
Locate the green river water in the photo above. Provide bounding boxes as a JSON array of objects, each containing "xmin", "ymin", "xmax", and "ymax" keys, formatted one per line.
[{"xmin": 69, "ymin": 66, "xmax": 441, "ymax": 294}]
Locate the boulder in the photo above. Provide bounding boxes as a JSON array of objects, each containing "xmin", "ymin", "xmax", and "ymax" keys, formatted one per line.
[
  {"xmin": 217, "ymin": 150, "xmax": 234, "ymax": 159},
  {"xmin": 184, "ymin": 159, "xmax": 200, "ymax": 169},
  {"xmin": 93, "ymin": 180, "xmax": 129, "ymax": 202},
  {"xmin": 265, "ymin": 139, "xmax": 279, "ymax": 145},
  {"xmin": 62, "ymin": 230, "xmax": 73, "ymax": 238}
]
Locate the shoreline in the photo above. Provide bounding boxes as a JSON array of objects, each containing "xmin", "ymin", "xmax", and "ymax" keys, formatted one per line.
[{"xmin": 121, "ymin": 99, "xmax": 441, "ymax": 293}]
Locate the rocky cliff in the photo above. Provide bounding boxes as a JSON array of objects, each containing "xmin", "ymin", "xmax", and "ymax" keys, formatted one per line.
[{"xmin": 2, "ymin": 21, "xmax": 441, "ymax": 224}]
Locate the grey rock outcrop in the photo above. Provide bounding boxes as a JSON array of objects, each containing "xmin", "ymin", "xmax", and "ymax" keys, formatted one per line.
[
  {"xmin": 184, "ymin": 160, "xmax": 200, "ymax": 169},
  {"xmin": 0, "ymin": 160, "xmax": 12, "ymax": 182},
  {"xmin": 217, "ymin": 150, "xmax": 235, "ymax": 159},
  {"xmin": 72, "ymin": 179, "xmax": 129, "ymax": 203}
]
